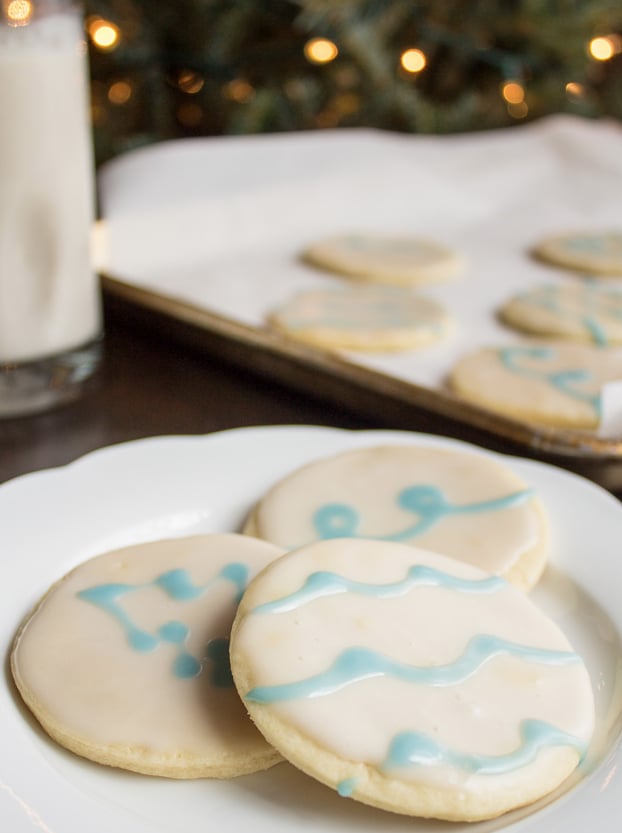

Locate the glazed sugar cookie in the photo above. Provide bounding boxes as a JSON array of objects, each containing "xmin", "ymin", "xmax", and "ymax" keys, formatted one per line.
[
  {"xmin": 449, "ymin": 343, "xmax": 622, "ymax": 429},
  {"xmin": 499, "ymin": 283, "xmax": 622, "ymax": 345},
  {"xmin": 11, "ymin": 533, "xmax": 285, "ymax": 778},
  {"xmin": 532, "ymin": 231, "xmax": 622, "ymax": 276},
  {"xmin": 244, "ymin": 444, "xmax": 548, "ymax": 591},
  {"xmin": 266, "ymin": 286, "xmax": 452, "ymax": 352},
  {"xmin": 230, "ymin": 540, "xmax": 594, "ymax": 822},
  {"xmin": 301, "ymin": 233, "xmax": 464, "ymax": 286}
]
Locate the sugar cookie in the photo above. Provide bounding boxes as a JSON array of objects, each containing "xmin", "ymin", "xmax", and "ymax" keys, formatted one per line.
[
  {"xmin": 448, "ymin": 343, "xmax": 622, "ymax": 429},
  {"xmin": 301, "ymin": 233, "xmax": 464, "ymax": 286},
  {"xmin": 230, "ymin": 539, "xmax": 594, "ymax": 821},
  {"xmin": 243, "ymin": 444, "xmax": 548, "ymax": 591},
  {"xmin": 266, "ymin": 286, "xmax": 452, "ymax": 352},
  {"xmin": 499, "ymin": 283, "xmax": 622, "ymax": 345},
  {"xmin": 11, "ymin": 534, "xmax": 284, "ymax": 778},
  {"xmin": 532, "ymin": 231, "xmax": 622, "ymax": 276}
]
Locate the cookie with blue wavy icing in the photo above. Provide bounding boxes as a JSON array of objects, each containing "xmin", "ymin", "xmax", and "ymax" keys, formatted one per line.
[
  {"xmin": 267, "ymin": 286, "xmax": 452, "ymax": 352},
  {"xmin": 11, "ymin": 534, "xmax": 284, "ymax": 778},
  {"xmin": 301, "ymin": 233, "xmax": 464, "ymax": 286},
  {"xmin": 532, "ymin": 231, "xmax": 622, "ymax": 276},
  {"xmin": 230, "ymin": 539, "xmax": 594, "ymax": 821},
  {"xmin": 449, "ymin": 343, "xmax": 622, "ymax": 429},
  {"xmin": 243, "ymin": 444, "xmax": 549, "ymax": 591}
]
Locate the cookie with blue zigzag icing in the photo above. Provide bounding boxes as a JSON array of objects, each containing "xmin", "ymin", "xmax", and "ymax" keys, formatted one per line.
[
  {"xmin": 11, "ymin": 533, "xmax": 284, "ymax": 778},
  {"xmin": 243, "ymin": 444, "xmax": 549, "ymax": 591},
  {"xmin": 230, "ymin": 539, "xmax": 595, "ymax": 821}
]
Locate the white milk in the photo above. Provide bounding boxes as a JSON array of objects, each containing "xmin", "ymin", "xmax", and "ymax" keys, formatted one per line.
[{"xmin": 0, "ymin": 8, "xmax": 101, "ymax": 363}]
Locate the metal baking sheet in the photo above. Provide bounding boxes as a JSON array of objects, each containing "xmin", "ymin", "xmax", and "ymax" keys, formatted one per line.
[{"xmin": 96, "ymin": 117, "xmax": 622, "ymax": 488}]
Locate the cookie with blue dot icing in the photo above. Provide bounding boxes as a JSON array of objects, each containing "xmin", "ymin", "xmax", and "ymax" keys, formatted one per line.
[
  {"xmin": 243, "ymin": 444, "xmax": 549, "ymax": 591},
  {"xmin": 267, "ymin": 286, "xmax": 452, "ymax": 352},
  {"xmin": 449, "ymin": 343, "xmax": 622, "ymax": 429},
  {"xmin": 302, "ymin": 233, "xmax": 464, "ymax": 285},
  {"xmin": 532, "ymin": 231, "xmax": 622, "ymax": 276},
  {"xmin": 499, "ymin": 283, "xmax": 622, "ymax": 345},
  {"xmin": 10, "ymin": 534, "xmax": 285, "ymax": 778},
  {"xmin": 230, "ymin": 539, "xmax": 594, "ymax": 821}
]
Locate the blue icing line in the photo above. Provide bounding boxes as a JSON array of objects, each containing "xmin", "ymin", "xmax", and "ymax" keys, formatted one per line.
[
  {"xmin": 498, "ymin": 346, "xmax": 601, "ymax": 415},
  {"xmin": 336, "ymin": 777, "xmax": 359, "ymax": 797},
  {"xmin": 244, "ymin": 636, "xmax": 581, "ymax": 703},
  {"xmin": 77, "ymin": 584, "xmax": 158, "ymax": 652},
  {"xmin": 76, "ymin": 562, "xmax": 250, "ymax": 680},
  {"xmin": 313, "ymin": 484, "xmax": 533, "ymax": 542},
  {"xmin": 382, "ymin": 719, "xmax": 586, "ymax": 776},
  {"xmin": 251, "ymin": 565, "xmax": 507, "ymax": 615}
]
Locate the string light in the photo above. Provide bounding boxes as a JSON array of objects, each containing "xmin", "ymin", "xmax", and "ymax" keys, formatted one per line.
[
  {"xmin": 176, "ymin": 102, "xmax": 203, "ymax": 127},
  {"xmin": 565, "ymin": 81, "xmax": 585, "ymax": 100},
  {"xmin": 178, "ymin": 70, "xmax": 204, "ymax": 95},
  {"xmin": 501, "ymin": 80, "xmax": 525, "ymax": 104},
  {"xmin": 400, "ymin": 48, "xmax": 426, "ymax": 73},
  {"xmin": 88, "ymin": 18, "xmax": 120, "ymax": 51},
  {"xmin": 4, "ymin": 0, "xmax": 32, "ymax": 24},
  {"xmin": 589, "ymin": 35, "xmax": 620, "ymax": 61},
  {"xmin": 223, "ymin": 79, "xmax": 254, "ymax": 103},
  {"xmin": 107, "ymin": 80, "xmax": 132, "ymax": 105},
  {"xmin": 507, "ymin": 101, "xmax": 528, "ymax": 119},
  {"xmin": 304, "ymin": 37, "xmax": 338, "ymax": 65}
]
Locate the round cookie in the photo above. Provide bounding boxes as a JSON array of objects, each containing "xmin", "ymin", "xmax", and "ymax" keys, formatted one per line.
[
  {"xmin": 448, "ymin": 343, "xmax": 622, "ymax": 429},
  {"xmin": 499, "ymin": 282, "xmax": 622, "ymax": 345},
  {"xmin": 266, "ymin": 286, "xmax": 452, "ymax": 352},
  {"xmin": 301, "ymin": 233, "xmax": 464, "ymax": 286},
  {"xmin": 230, "ymin": 539, "xmax": 594, "ymax": 822},
  {"xmin": 532, "ymin": 231, "xmax": 622, "ymax": 276},
  {"xmin": 11, "ymin": 533, "xmax": 285, "ymax": 778},
  {"xmin": 243, "ymin": 444, "xmax": 548, "ymax": 591}
]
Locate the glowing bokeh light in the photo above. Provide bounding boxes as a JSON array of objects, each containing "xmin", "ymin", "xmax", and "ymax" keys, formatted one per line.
[
  {"xmin": 400, "ymin": 48, "xmax": 426, "ymax": 73},
  {"xmin": 501, "ymin": 81, "xmax": 525, "ymax": 104},
  {"xmin": 88, "ymin": 19, "xmax": 120, "ymax": 51},
  {"xmin": 108, "ymin": 80, "xmax": 132, "ymax": 105},
  {"xmin": 178, "ymin": 70, "xmax": 204, "ymax": 94},
  {"xmin": 507, "ymin": 101, "xmax": 528, "ymax": 119},
  {"xmin": 6, "ymin": 0, "xmax": 32, "ymax": 24},
  {"xmin": 565, "ymin": 81, "xmax": 585, "ymax": 99},
  {"xmin": 304, "ymin": 37, "xmax": 338, "ymax": 65},
  {"xmin": 589, "ymin": 36, "xmax": 616, "ymax": 61}
]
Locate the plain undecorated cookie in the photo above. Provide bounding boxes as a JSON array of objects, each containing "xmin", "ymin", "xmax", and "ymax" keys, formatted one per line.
[
  {"xmin": 267, "ymin": 286, "xmax": 452, "ymax": 352},
  {"xmin": 448, "ymin": 343, "xmax": 622, "ymax": 429},
  {"xmin": 230, "ymin": 539, "xmax": 594, "ymax": 822},
  {"xmin": 302, "ymin": 233, "xmax": 464, "ymax": 286},
  {"xmin": 11, "ymin": 533, "xmax": 284, "ymax": 778},
  {"xmin": 532, "ymin": 231, "xmax": 622, "ymax": 276},
  {"xmin": 243, "ymin": 444, "xmax": 549, "ymax": 591},
  {"xmin": 499, "ymin": 283, "xmax": 622, "ymax": 345}
]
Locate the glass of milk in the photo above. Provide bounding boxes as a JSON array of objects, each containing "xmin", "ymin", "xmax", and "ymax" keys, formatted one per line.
[{"xmin": 0, "ymin": 0, "xmax": 102, "ymax": 417}]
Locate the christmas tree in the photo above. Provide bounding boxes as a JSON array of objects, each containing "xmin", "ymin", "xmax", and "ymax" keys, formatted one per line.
[{"xmin": 84, "ymin": 0, "xmax": 622, "ymax": 166}]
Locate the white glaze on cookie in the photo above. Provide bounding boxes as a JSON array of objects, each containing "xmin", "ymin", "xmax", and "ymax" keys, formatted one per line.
[
  {"xmin": 246, "ymin": 445, "xmax": 547, "ymax": 589},
  {"xmin": 500, "ymin": 283, "xmax": 622, "ymax": 345},
  {"xmin": 230, "ymin": 540, "xmax": 595, "ymax": 821},
  {"xmin": 11, "ymin": 534, "xmax": 284, "ymax": 777},
  {"xmin": 302, "ymin": 233, "xmax": 464, "ymax": 285},
  {"xmin": 267, "ymin": 286, "xmax": 451, "ymax": 352}
]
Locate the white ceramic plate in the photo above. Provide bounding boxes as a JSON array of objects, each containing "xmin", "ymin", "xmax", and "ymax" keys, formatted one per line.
[{"xmin": 1, "ymin": 425, "xmax": 622, "ymax": 833}]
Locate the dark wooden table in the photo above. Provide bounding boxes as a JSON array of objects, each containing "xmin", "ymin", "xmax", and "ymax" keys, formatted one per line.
[{"xmin": 1, "ymin": 294, "xmax": 621, "ymax": 500}]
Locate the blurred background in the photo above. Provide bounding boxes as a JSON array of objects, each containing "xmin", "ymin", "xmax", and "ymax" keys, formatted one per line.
[{"xmin": 84, "ymin": 1, "xmax": 622, "ymax": 167}]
